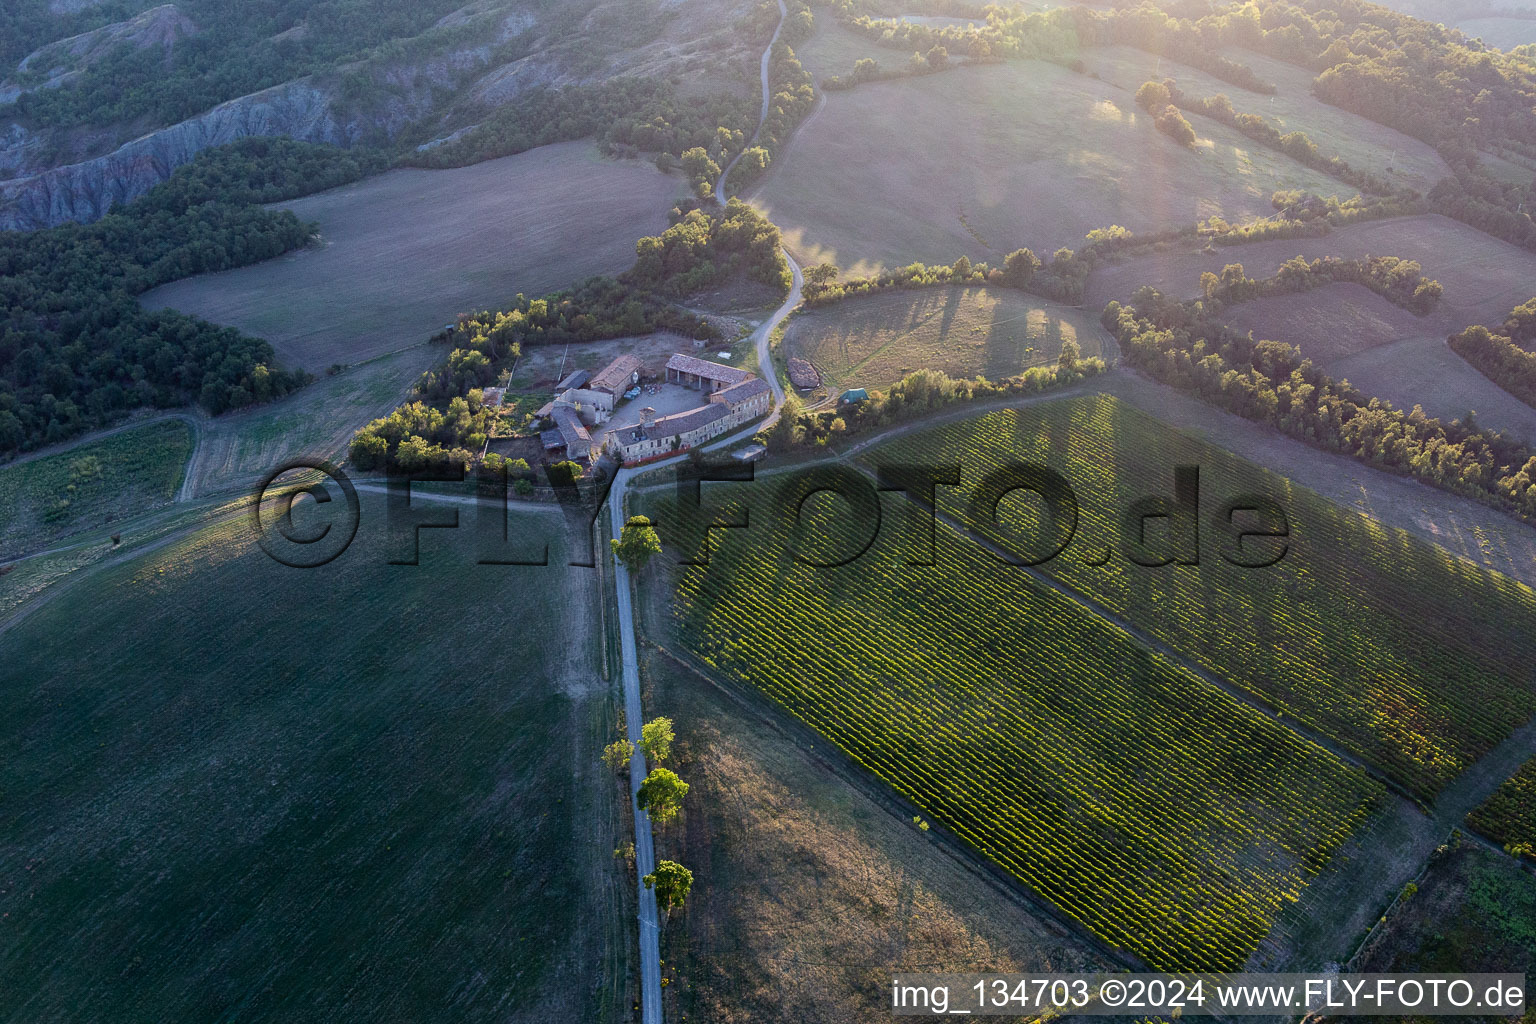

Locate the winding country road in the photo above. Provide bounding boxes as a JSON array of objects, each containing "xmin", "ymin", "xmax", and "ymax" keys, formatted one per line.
[{"xmin": 610, "ymin": 4, "xmax": 803, "ymax": 1021}]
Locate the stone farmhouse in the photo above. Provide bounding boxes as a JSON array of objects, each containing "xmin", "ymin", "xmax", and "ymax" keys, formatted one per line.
[
  {"xmin": 606, "ymin": 367, "xmax": 771, "ymax": 464},
  {"xmin": 538, "ymin": 354, "xmax": 642, "ymax": 427}
]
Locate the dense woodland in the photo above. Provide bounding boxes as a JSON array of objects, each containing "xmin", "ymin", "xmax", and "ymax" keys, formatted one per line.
[
  {"xmin": 0, "ymin": 138, "xmax": 377, "ymax": 453},
  {"xmin": 1, "ymin": 0, "xmax": 477, "ymax": 131},
  {"xmin": 1105, "ymin": 282, "xmax": 1536, "ymax": 521}
]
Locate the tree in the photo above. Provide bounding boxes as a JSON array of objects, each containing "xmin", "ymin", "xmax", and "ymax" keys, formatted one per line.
[
  {"xmin": 640, "ymin": 717, "xmax": 674, "ymax": 762},
  {"xmin": 612, "ymin": 514, "xmax": 662, "ymax": 571},
  {"xmin": 636, "ymin": 767, "xmax": 689, "ymax": 825},
  {"xmin": 643, "ymin": 859, "xmax": 694, "ymax": 918},
  {"xmin": 548, "ymin": 460, "xmax": 583, "ymax": 486},
  {"xmin": 1058, "ymin": 337, "xmax": 1081, "ymax": 374},
  {"xmin": 602, "ymin": 739, "xmax": 634, "ymax": 774},
  {"xmin": 1002, "ymin": 248, "xmax": 1041, "ymax": 288},
  {"xmin": 1135, "ymin": 80, "xmax": 1171, "ymax": 112},
  {"xmin": 925, "ymin": 45, "xmax": 948, "ymax": 69}
]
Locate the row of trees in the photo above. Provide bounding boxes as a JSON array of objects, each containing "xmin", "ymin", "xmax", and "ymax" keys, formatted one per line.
[
  {"xmin": 765, "ymin": 358, "xmax": 1106, "ymax": 451},
  {"xmin": 1104, "ymin": 286, "xmax": 1536, "ymax": 522},
  {"xmin": 1197, "ymin": 255, "xmax": 1443, "ymax": 316},
  {"xmin": 0, "ymin": 138, "xmax": 363, "ymax": 453},
  {"xmin": 404, "ymin": 78, "xmax": 760, "ymax": 176},
  {"xmin": 603, "ymin": 709, "xmax": 695, "ymax": 918},
  {"xmin": 1142, "ymin": 79, "xmax": 1398, "ymax": 196}
]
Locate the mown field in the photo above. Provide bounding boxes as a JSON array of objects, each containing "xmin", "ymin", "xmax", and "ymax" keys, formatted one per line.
[
  {"xmin": 0, "ymin": 493, "xmax": 630, "ymax": 1022},
  {"xmin": 1216, "ymin": 283, "xmax": 1536, "ymax": 441},
  {"xmin": 1466, "ymin": 757, "xmax": 1536, "ymax": 860},
  {"xmin": 861, "ymin": 395, "xmax": 1536, "ymax": 801},
  {"xmin": 139, "ymin": 142, "xmax": 681, "ymax": 372},
  {"xmin": 1085, "ymin": 46, "xmax": 1450, "ymax": 194},
  {"xmin": 750, "ymin": 58, "xmax": 1343, "ymax": 274},
  {"xmin": 642, "ymin": 484, "xmax": 1384, "ymax": 971},
  {"xmin": 0, "ymin": 418, "xmax": 192, "ymax": 561},
  {"xmin": 1219, "ymin": 282, "xmax": 1427, "ymax": 363},
  {"xmin": 1330, "ymin": 334, "xmax": 1536, "ymax": 444},
  {"xmin": 783, "ymin": 286, "xmax": 1108, "ymax": 395},
  {"xmin": 1083, "ymin": 214, "xmax": 1536, "ymax": 329}
]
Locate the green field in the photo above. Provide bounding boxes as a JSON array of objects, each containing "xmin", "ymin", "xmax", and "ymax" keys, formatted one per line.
[
  {"xmin": 0, "ymin": 418, "xmax": 192, "ymax": 561},
  {"xmin": 1466, "ymin": 757, "xmax": 1536, "ymax": 860},
  {"xmin": 643, "ymin": 481, "xmax": 1384, "ymax": 970},
  {"xmin": 861, "ymin": 395, "xmax": 1536, "ymax": 800},
  {"xmin": 749, "ymin": 57, "xmax": 1343, "ymax": 274},
  {"xmin": 0, "ymin": 494, "xmax": 629, "ymax": 1021},
  {"xmin": 783, "ymin": 286, "xmax": 1108, "ymax": 395},
  {"xmin": 139, "ymin": 142, "xmax": 682, "ymax": 372}
]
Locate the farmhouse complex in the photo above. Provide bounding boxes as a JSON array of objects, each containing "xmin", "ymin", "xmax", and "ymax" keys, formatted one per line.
[{"xmin": 606, "ymin": 357, "xmax": 771, "ymax": 463}]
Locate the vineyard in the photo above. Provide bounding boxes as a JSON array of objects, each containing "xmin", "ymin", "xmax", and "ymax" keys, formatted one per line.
[
  {"xmin": 1466, "ymin": 758, "xmax": 1536, "ymax": 862},
  {"xmin": 652, "ymin": 490, "xmax": 1384, "ymax": 970},
  {"xmin": 860, "ymin": 395, "xmax": 1536, "ymax": 802}
]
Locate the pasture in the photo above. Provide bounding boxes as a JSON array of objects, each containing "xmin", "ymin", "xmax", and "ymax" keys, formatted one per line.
[
  {"xmin": 1083, "ymin": 214, "xmax": 1536, "ymax": 329},
  {"xmin": 0, "ymin": 494, "xmax": 630, "ymax": 1022},
  {"xmin": 863, "ymin": 395, "xmax": 1536, "ymax": 801},
  {"xmin": 749, "ymin": 59, "xmax": 1344, "ymax": 275},
  {"xmin": 783, "ymin": 286, "xmax": 1108, "ymax": 394},
  {"xmin": 1085, "ymin": 46, "xmax": 1450, "ymax": 193},
  {"xmin": 642, "ymin": 474, "xmax": 1386, "ymax": 971},
  {"xmin": 0, "ymin": 418, "xmax": 192, "ymax": 561},
  {"xmin": 1214, "ymin": 282, "xmax": 1536, "ymax": 439},
  {"xmin": 139, "ymin": 142, "xmax": 682, "ymax": 373}
]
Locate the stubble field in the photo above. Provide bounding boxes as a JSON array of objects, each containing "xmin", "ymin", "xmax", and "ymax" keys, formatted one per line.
[{"xmin": 139, "ymin": 142, "xmax": 682, "ymax": 372}]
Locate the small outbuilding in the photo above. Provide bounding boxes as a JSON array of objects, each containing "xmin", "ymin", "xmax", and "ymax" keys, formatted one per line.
[{"xmin": 839, "ymin": 387, "xmax": 870, "ymax": 405}]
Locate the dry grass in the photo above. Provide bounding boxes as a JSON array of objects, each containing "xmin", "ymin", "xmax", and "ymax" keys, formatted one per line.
[
  {"xmin": 139, "ymin": 142, "xmax": 682, "ymax": 372},
  {"xmin": 639, "ymin": 651, "xmax": 1111, "ymax": 1023},
  {"xmin": 784, "ymin": 286, "xmax": 1108, "ymax": 394},
  {"xmin": 1084, "ymin": 214, "xmax": 1536, "ymax": 329},
  {"xmin": 1084, "ymin": 45, "xmax": 1450, "ymax": 194},
  {"xmin": 1220, "ymin": 282, "xmax": 1431, "ymax": 363},
  {"xmin": 1457, "ymin": 16, "xmax": 1536, "ymax": 50},
  {"xmin": 749, "ymin": 57, "xmax": 1344, "ymax": 275}
]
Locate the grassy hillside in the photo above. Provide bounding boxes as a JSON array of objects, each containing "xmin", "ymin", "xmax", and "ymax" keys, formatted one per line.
[
  {"xmin": 641, "ymin": 478, "xmax": 1384, "ymax": 971},
  {"xmin": 864, "ymin": 395, "xmax": 1536, "ymax": 800},
  {"xmin": 140, "ymin": 143, "xmax": 683, "ymax": 372},
  {"xmin": 783, "ymin": 286, "xmax": 1108, "ymax": 395},
  {"xmin": 749, "ymin": 58, "xmax": 1343, "ymax": 274},
  {"xmin": 0, "ymin": 494, "xmax": 630, "ymax": 1022},
  {"xmin": 0, "ymin": 418, "xmax": 192, "ymax": 561}
]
